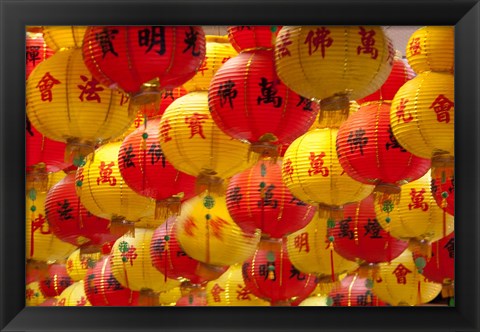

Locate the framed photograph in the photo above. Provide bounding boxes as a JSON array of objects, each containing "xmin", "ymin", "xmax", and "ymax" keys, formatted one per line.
[{"xmin": 1, "ymin": 0, "xmax": 479, "ymax": 331}]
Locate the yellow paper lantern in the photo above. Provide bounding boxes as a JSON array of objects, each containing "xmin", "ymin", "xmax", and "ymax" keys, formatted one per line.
[
  {"xmin": 372, "ymin": 249, "xmax": 442, "ymax": 306},
  {"xmin": 26, "ymin": 282, "xmax": 47, "ymax": 306},
  {"xmin": 66, "ymin": 249, "xmax": 99, "ymax": 282},
  {"xmin": 281, "ymin": 128, "xmax": 375, "ymax": 216},
  {"xmin": 375, "ymin": 172, "xmax": 454, "ymax": 243},
  {"xmin": 56, "ymin": 280, "xmax": 91, "ymax": 306},
  {"xmin": 183, "ymin": 35, "xmax": 238, "ymax": 92},
  {"xmin": 390, "ymin": 71, "xmax": 454, "ymax": 159},
  {"xmin": 206, "ymin": 264, "xmax": 269, "ymax": 306},
  {"xmin": 42, "ymin": 26, "xmax": 87, "ymax": 51},
  {"xmin": 26, "ymin": 48, "xmax": 135, "ymax": 160},
  {"xmin": 110, "ymin": 228, "xmax": 180, "ymax": 292},
  {"xmin": 275, "ymin": 26, "xmax": 392, "ymax": 116},
  {"xmin": 159, "ymin": 91, "xmax": 254, "ymax": 188},
  {"xmin": 176, "ymin": 191, "xmax": 261, "ymax": 267},
  {"xmin": 287, "ymin": 214, "xmax": 359, "ymax": 278},
  {"xmin": 76, "ymin": 141, "xmax": 155, "ymax": 232},
  {"xmin": 405, "ymin": 26, "xmax": 454, "ymax": 74},
  {"xmin": 298, "ymin": 295, "xmax": 329, "ymax": 306}
]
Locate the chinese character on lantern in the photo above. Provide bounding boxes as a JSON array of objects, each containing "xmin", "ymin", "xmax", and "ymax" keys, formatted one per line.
[
  {"xmin": 259, "ymin": 263, "xmax": 276, "ymax": 281},
  {"xmin": 57, "ymin": 199, "xmax": 73, "ymax": 221},
  {"xmin": 289, "ymin": 266, "xmax": 306, "ymax": 281},
  {"xmin": 385, "ymin": 125, "xmax": 407, "ymax": 152},
  {"xmin": 277, "ymin": 31, "xmax": 292, "ymax": 58},
  {"xmin": 97, "ymin": 161, "xmax": 117, "ymax": 186},
  {"xmin": 304, "ymin": 27, "xmax": 333, "ymax": 58},
  {"xmin": 185, "ymin": 113, "xmax": 209, "ymax": 139},
  {"xmin": 257, "ymin": 78, "xmax": 283, "ymax": 108},
  {"xmin": 236, "ymin": 284, "xmax": 252, "ymax": 301},
  {"xmin": 294, "ymin": 232, "xmax": 310, "ymax": 253},
  {"xmin": 26, "ymin": 46, "xmax": 41, "ymax": 66},
  {"xmin": 107, "ymin": 274, "xmax": 123, "ymax": 290},
  {"xmin": 183, "ymin": 26, "xmax": 201, "ymax": 56},
  {"xmin": 26, "ymin": 288, "xmax": 35, "ymax": 300},
  {"xmin": 257, "ymin": 184, "xmax": 278, "ymax": 209},
  {"xmin": 217, "ymin": 79, "xmax": 238, "ymax": 109},
  {"xmin": 392, "ymin": 263, "xmax": 412, "ymax": 284},
  {"xmin": 331, "ymin": 294, "xmax": 344, "ymax": 306},
  {"xmin": 78, "ymin": 75, "xmax": 104, "ymax": 103},
  {"xmin": 347, "ymin": 128, "xmax": 369, "ymax": 156},
  {"xmin": 396, "ymin": 98, "xmax": 413, "ymax": 123},
  {"xmin": 228, "ymin": 186, "xmax": 243, "ymax": 207},
  {"xmin": 197, "ymin": 56, "xmax": 209, "ymax": 76},
  {"xmin": 122, "ymin": 144, "xmax": 136, "ymax": 168},
  {"xmin": 408, "ymin": 188, "xmax": 429, "ymax": 211},
  {"xmin": 296, "ymin": 96, "xmax": 314, "ymax": 111},
  {"xmin": 36, "ymin": 72, "xmax": 61, "ymax": 102},
  {"xmin": 356, "ymin": 292, "xmax": 373, "ymax": 306},
  {"xmin": 443, "ymin": 238, "xmax": 454, "ymax": 259},
  {"xmin": 386, "ymin": 41, "xmax": 395, "ymax": 66},
  {"xmin": 210, "ymin": 217, "xmax": 229, "ymax": 240},
  {"xmin": 87, "ymin": 274, "xmax": 98, "ymax": 294},
  {"xmin": 119, "ymin": 91, "xmax": 130, "ymax": 106},
  {"xmin": 289, "ymin": 196, "xmax": 307, "ymax": 206},
  {"xmin": 132, "ymin": 113, "xmax": 143, "ymax": 128},
  {"xmin": 32, "ymin": 214, "xmax": 51, "ymax": 235},
  {"xmin": 160, "ymin": 119, "xmax": 173, "ymax": 143},
  {"xmin": 339, "ymin": 216, "xmax": 354, "ymax": 240},
  {"xmin": 308, "ymin": 152, "xmax": 329, "ymax": 177},
  {"xmin": 363, "ymin": 218, "xmax": 383, "ymax": 239},
  {"xmin": 76, "ymin": 296, "xmax": 87, "ymax": 306},
  {"xmin": 409, "ymin": 37, "xmax": 422, "ymax": 56},
  {"xmin": 147, "ymin": 143, "xmax": 166, "ymax": 167},
  {"xmin": 429, "ymin": 94, "xmax": 454, "ymax": 124},
  {"xmin": 183, "ymin": 217, "xmax": 197, "ymax": 237},
  {"xmin": 138, "ymin": 26, "xmax": 166, "ymax": 55},
  {"xmin": 118, "ymin": 241, "xmax": 138, "ymax": 266},
  {"xmin": 221, "ymin": 57, "xmax": 231, "ymax": 64},
  {"xmin": 210, "ymin": 284, "xmax": 225, "ymax": 303},
  {"xmin": 283, "ymin": 158, "xmax": 295, "ymax": 181},
  {"xmin": 357, "ymin": 26, "xmax": 378, "ymax": 59},
  {"xmin": 152, "ymin": 238, "xmax": 166, "ymax": 254},
  {"xmin": 95, "ymin": 27, "xmax": 119, "ymax": 58}
]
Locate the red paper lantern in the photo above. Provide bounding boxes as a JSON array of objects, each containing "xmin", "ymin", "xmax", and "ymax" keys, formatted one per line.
[
  {"xmin": 242, "ymin": 240, "xmax": 317, "ymax": 305},
  {"xmin": 208, "ymin": 49, "xmax": 319, "ymax": 156},
  {"xmin": 84, "ymin": 256, "xmax": 140, "ymax": 306},
  {"xmin": 356, "ymin": 57, "xmax": 415, "ymax": 105},
  {"xmin": 328, "ymin": 274, "xmax": 386, "ymax": 306},
  {"xmin": 118, "ymin": 117, "xmax": 196, "ymax": 218},
  {"xmin": 332, "ymin": 195, "xmax": 408, "ymax": 264},
  {"xmin": 45, "ymin": 172, "xmax": 117, "ymax": 247},
  {"xmin": 39, "ymin": 263, "xmax": 73, "ymax": 297},
  {"xmin": 26, "ymin": 32, "xmax": 54, "ymax": 79},
  {"xmin": 431, "ymin": 172, "xmax": 455, "ymax": 216},
  {"xmin": 226, "ymin": 158, "xmax": 316, "ymax": 239},
  {"xmin": 150, "ymin": 218, "xmax": 228, "ymax": 284},
  {"xmin": 227, "ymin": 26, "xmax": 281, "ymax": 52},
  {"xmin": 336, "ymin": 101, "xmax": 431, "ymax": 194},
  {"xmin": 82, "ymin": 26, "xmax": 206, "ymax": 97}
]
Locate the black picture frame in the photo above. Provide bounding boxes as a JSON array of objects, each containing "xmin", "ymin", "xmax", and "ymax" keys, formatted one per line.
[{"xmin": 1, "ymin": 0, "xmax": 479, "ymax": 331}]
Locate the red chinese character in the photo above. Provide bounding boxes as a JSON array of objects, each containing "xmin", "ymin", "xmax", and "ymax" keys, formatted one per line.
[
  {"xmin": 26, "ymin": 288, "xmax": 35, "ymax": 300},
  {"xmin": 197, "ymin": 56, "xmax": 209, "ymax": 76},
  {"xmin": 283, "ymin": 158, "xmax": 294, "ymax": 182},
  {"xmin": 396, "ymin": 98, "xmax": 413, "ymax": 123},
  {"xmin": 304, "ymin": 27, "xmax": 333, "ymax": 58},
  {"xmin": 221, "ymin": 57, "xmax": 231, "ymax": 64},
  {"xmin": 78, "ymin": 75, "xmax": 104, "ymax": 103},
  {"xmin": 32, "ymin": 214, "xmax": 51, "ymax": 235},
  {"xmin": 409, "ymin": 37, "xmax": 422, "ymax": 56},
  {"xmin": 392, "ymin": 263, "xmax": 412, "ymax": 284},
  {"xmin": 429, "ymin": 94, "xmax": 454, "ymax": 124},
  {"xmin": 160, "ymin": 119, "xmax": 173, "ymax": 143},
  {"xmin": 357, "ymin": 26, "xmax": 378, "ymax": 59},
  {"xmin": 97, "ymin": 161, "xmax": 117, "ymax": 186},
  {"xmin": 121, "ymin": 245, "xmax": 138, "ymax": 266},
  {"xmin": 185, "ymin": 113, "xmax": 209, "ymax": 139},
  {"xmin": 80, "ymin": 256, "xmax": 89, "ymax": 269},
  {"xmin": 211, "ymin": 283, "xmax": 225, "ymax": 302},
  {"xmin": 277, "ymin": 31, "xmax": 293, "ymax": 58},
  {"xmin": 210, "ymin": 217, "xmax": 229, "ymax": 240},
  {"xmin": 408, "ymin": 188, "xmax": 429, "ymax": 211},
  {"xmin": 183, "ymin": 217, "xmax": 197, "ymax": 236},
  {"xmin": 294, "ymin": 232, "xmax": 310, "ymax": 253},
  {"xmin": 119, "ymin": 92, "xmax": 130, "ymax": 106},
  {"xmin": 236, "ymin": 284, "xmax": 252, "ymax": 300},
  {"xmin": 36, "ymin": 72, "xmax": 61, "ymax": 102},
  {"xmin": 386, "ymin": 41, "xmax": 395, "ymax": 66},
  {"xmin": 57, "ymin": 298, "xmax": 66, "ymax": 306},
  {"xmin": 76, "ymin": 167, "xmax": 85, "ymax": 183},
  {"xmin": 308, "ymin": 152, "xmax": 329, "ymax": 177},
  {"xmin": 76, "ymin": 296, "xmax": 87, "ymax": 306},
  {"xmin": 66, "ymin": 259, "xmax": 74, "ymax": 272}
]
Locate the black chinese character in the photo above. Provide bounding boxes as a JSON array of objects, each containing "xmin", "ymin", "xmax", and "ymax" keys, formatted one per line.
[
  {"xmin": 257, "ymin": 78, "xmax": 282, "ymax": 108},
  {"xmin": 289, "ymin": 196, "xmax": 308, "ymax": 206},
  {"xmin": 176, "ymin": 250, "xmax": 187, "ymax": 257},
  {"xmin": 26, "ymin": 117, "xmax": 34, "ymax": 137},
  {"xmin": 122, "ymin": 144, "xmax": 136, "ymax": 168},
  {"xmin": 258, "ymin": 184, "xmax": 278, "ymax": 209},
  {"xmin": 356, "ymin": 293, "xmax": 373, "ymax": 306},
  {"xmin": 242, "ymin": 262, "xmax": 250, "ymax": 281},
  {"xmin": 339, "ymin": 217, "xmax": 354, "ymax": 240},
  {"xmin": 138, "ymin": 26, "xmax": 166, "ymax": 55},
  {"xmin": 296, "ymin": 96, "xmax": 314, "ymax": 111},
  {"xmin": 331, "ymin": 293, "xmax": 344, "ymax": 306},
  {"xmin": 152, "ymin": 238, "xmax": 165, "ymax": 253},
  {"xmin": 107, "ymin": 274, "xmax": 123, "ymax": 291},
  {"xmin": 95, "ymin": 28, "xmax": 119, "ymax": 58},
  {"xmin": 183, "ymin": 27, "xmax": 201, "ymax": 56},
  {"xmin": 347, "ymin": 128, "xmax": 368, "ymax": 156},
  {"xmin": 57, "ymin": 199, "xmax": 73, "ymax": 221},
  {"xmin": 217, "ymin": 80, "xmax": 237, "ymax": 108},
  {"xmin": 289, "ymin": 266, "xmax": 306, "ymax": 281},
  {"xmin": 259, "ymin": 263, "xmax": 276, "ymax": 281},
  {"xmin": 147, "ymin": 143, "xmax": 166, "ymax": 167},
  {"xmin": 228, "ymin": 186, "xmax": 243, "ymax": 207},
  {"xmin": 26, "ymin": 46, "xmax": 41, "ymax": 65},
  {"xmin": 363, "ymin": 218, "xmax": 383, "ymax": 239},
  {"xmin": 385, "ymin": 125, "xmax": 407, "ymax": 152},
  {"xmin": 443, "ymin": 238, "xmax": 454, "ymax": 259}
]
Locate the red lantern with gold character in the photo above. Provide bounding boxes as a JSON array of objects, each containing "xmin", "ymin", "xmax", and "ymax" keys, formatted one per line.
[
  {"xmin": 226, "ymin": 158, "xmax": 316, "ymax": 239},
  {"xmin": 82, "ymin": 26, "xmax": 206, "ymax": 101},
  {"xmin": 227, "ymin": 26, "xmax": 281, "ymax": 52},
  {"xmin": 38, "ymin": 263, "xmax": 73, "ymax": 297},
  {"xmin": 26, "ymin": 31, "xmax": 54, "ymax": 79},
  {"xmin": 327, "ymin": 274, "xmax": 386, "ymax": 306}
]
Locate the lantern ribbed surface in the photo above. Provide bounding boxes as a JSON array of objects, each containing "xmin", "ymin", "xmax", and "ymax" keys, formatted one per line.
[
  {"xmin": 76, "ymin": 142, "xmax": 155, "ymax": 223},
  {"xmin": 328, "ymin": 274, "xmax": 386, "ymax": 306},
  {"xmin": 226, "ymin": 158, "xmax": 316, "ymax": 238},
  {"xmin": 274, "ymin": 26, "xmax": 393, "ymax": 100},
  {"xmin": 281, "ymin": 128, "xmax": 375, "ymax": 206},
  {"xmin": 26, "ymin": 282, "xmax": 47, "ymax": 306},
  {"xmin": 206, "ymin": 264, "xmax": 269, "ymax": 306},
  {"xmin": 298, "ymin": 295, "xmax": 328, "ymax": 306},
  {"xmin": 390, "ymin": 71, "xmax": 454, "ymax": 159},
  {"xmin": 39, "ymin": 263, "xmax": 73, "ymax": 297},
  {"xmin": 372, "ymin": 249, "xmax": 442, "ymax": 306},
  {"xmin": 26, "ymin": 32, "xmax": 54, "ymax": 79},
  {"xmin": 56, "ymin": 280, "xmax": 92, "ymax": 306},
  {"xmin": 82, "ymin": 26, "xmax": 206, "ymax": 93},
  {"xmin": 375, "ymin": 172, "xmax": 454, "ymax": 242},
  {"xmin": 208, "ymin": 49, "xmax": 319, "ymax": 145},
  {"xmin": 286, "ymin": 214, "xmax": 359, "ymax": 277},
  {"xmin": 159, "ymin": 91, "xmax": 254, "ymax": 179},
  {"xmin": 337, "ymin": 101, "xmax": 431, "ymax": 186},
  {"xmin": 42, "ymin": 26, "xmax": 87, "ymax": 51},
  {"xmin": 227, "ymin": 26, "xmax": 281, "ymax": 52},
  {"xmin": 66, "ymin": 249, "xmax": 95, "ymax": 282},
  {"xmin": 26, "ymin": 48, "xmax": 135, "ymax": 144},
  {"xmin": 405, "ymin": 26, "xmax": 454, "ymax": 74},
  {"xmin": 176, "ymin": 192, "xmax": 261, "ymax": 267}
]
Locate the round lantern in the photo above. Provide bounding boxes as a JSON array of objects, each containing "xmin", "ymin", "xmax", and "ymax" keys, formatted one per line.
[
  {"xmin": 275, "ymin": 26, "xmax": 393, "ymax": 124},
  {"xmin": 82, "ymin": 26, "xmax": 206, "ymax": 101},
  {"xmin": 84, "ymin": 255, "xmax": 140, "ymax": 306},
  {"xmin": 151, "ymin": 218, "xmax": 228, "ymax": 285},
  {"xmin": 356, "ymin": 56, "xmax": 416, "ymax": 105},
  {"xmin": 375, "ymin": 172, "xmax": 454, "ymax": 243},
  {"xmin": 26, "ymin": 31, "xmax": 54, "ymax": 79},
  {"xmin": 390, "ymin": 71, "xmax": 454, "ymax": 159},
  {"xmin": 281, "ymin": 128, "xmax": 375, "ymax": 218},
  {"xmin": 206, "ymin": 264, "xmax": 269, "ymax": 306},
  {"xmin": 227, "ymin": 26, "xmax": 281, "ymax": 52},
  {"xmin": 46, "ymin": 171, "xmax": 116, "ymax": 247},
  {"xmin": 66, "ymin": 248, "xmax": 99, "ymax": 282},
  {"xmin": 176, "ymin": 191, "xmax": 261, "ymax": 267},
  {"xmin": 208, "ymin": 49, "xmax": 319, "ymax": 156},
  {"xmin": 26, "ymin": 282, "xmax": 47, "ymax": 306},
  {"xmin": 286, "ymin": 214, "xmax": 359, "ymax": 279},
  {"xmin": 118, "ymin": 118, "xmax": 196, "ymax": 219},
  {"xmin": 242, "ymin": 239, "xmax": 318, "ymax": 305},
  {"xmin": 39, "ymin": 263, "xmax": 73, "ymax": 297},
  {"xmin": 332, "ymin": 195, "xmax": 408, "ymax": 264},
  {"xmin": 337, "ymin": 101, "xmax": 431, "ymax": 196},
  {"xmin": 42, "ymin": 26, "xmax": 87, "ymax": 51},
  {"xmin": 110, "ymin": 228, "xmax": 180, "ymax": 294},
  {"xmin": 183, "ymin": 35, "xmax": 238, "ymax": 92},
  {"xmin": 159, "ymin": 91, "xmax": 254, "ymax": 192},
  {"xmin": 226, "ymin": 158, "xmax": 316, "ymax": 238},
  {"xmin": 372, "ymin": 249, "xmax": 442, "ymax": 306},
  {"xmin": 56, "ymin": 280, "xmax": 91, "ymax": 306},
  {"xmin": 327, "ymin": 273, "xmax": 386, "ymax": 306},
  {"xmin": 405, "ymin": 26, "xmax": 454, "ymax": 74},
  {"xmin": 26, "ymin": 47, "xmax": 135, "ymax": 162},
  {"xmin": 298, "ymin": 295, "xmax": 328, "ymax": 306},
  {"xmin": 76, "ymin": 142, "xmax": 155, "ymax": 235}
]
